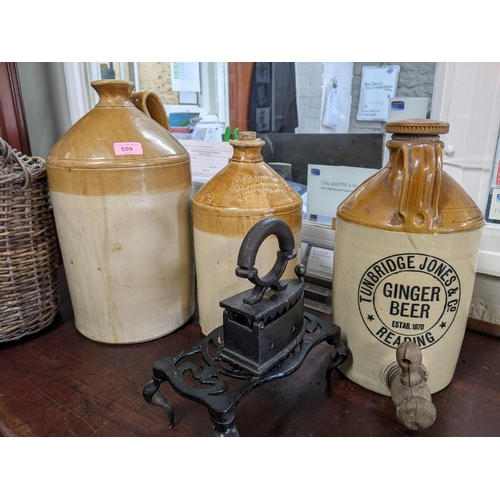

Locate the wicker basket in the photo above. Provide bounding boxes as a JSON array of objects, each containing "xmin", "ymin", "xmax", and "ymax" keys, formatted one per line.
[{"xmin": 0, "ymin": 137, "xmax": 60, "ymax": 343}]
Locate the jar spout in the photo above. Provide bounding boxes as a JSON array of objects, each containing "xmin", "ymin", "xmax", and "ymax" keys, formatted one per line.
[
  {"xmin": 384, "ymin": 341, "xmax": 437, "ymax": 431},
  {"xmin": 91, "ymin": 79, "xmax": 135, "ymax": 107},
  {"xmin": 228, "ymin": 131, "xmax": 265, "ymax": 162}
]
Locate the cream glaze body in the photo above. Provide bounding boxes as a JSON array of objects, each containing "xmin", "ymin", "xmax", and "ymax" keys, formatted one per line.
[
  {"xmin": 333, "ymin": 219, "xmax": 482, "ymax": 395},
  {"xmin": 51, "ymin": 190, "xmax": 194, "ymax": 343}
]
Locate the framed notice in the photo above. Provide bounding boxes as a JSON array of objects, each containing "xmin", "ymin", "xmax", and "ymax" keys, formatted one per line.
[
  {"xmin": 357, "ymin": 65, "xmax": 400, "ymax": 121},
  {"xmin": 170, "ymin": 63, "xmax": 201, "ymax": 92}
]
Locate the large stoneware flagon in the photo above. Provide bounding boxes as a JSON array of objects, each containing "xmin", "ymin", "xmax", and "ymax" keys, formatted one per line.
[{"xmin": 46, "ymin": 80, "xmax": 195, "ymax": 344}]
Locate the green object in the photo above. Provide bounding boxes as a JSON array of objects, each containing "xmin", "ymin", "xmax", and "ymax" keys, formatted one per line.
[{"xmin": 223, "ymin": 126, "xmax": 240, "ymax": 141}]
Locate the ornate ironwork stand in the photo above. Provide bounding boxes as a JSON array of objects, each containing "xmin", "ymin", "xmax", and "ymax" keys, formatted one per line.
[
  {"xmin": 143, "ymin": 312, "xmax": 349, "ymax": 437},
  {"xmin": 143, "ymin": 217, "xmax": 350, "ymax": 436}
]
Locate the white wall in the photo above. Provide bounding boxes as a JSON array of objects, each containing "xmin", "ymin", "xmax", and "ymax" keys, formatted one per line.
[{"xmin": 295, "ymin": 62, "xmax": 324, "ymax": 133}]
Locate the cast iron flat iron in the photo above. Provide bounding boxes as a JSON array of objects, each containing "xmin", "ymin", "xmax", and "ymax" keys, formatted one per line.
[
  {"xmin": 218, "ymin": 217, "xmax": 306, "ymax": 375},
  {"xmin": 143, "ymin": 217, "xmax": 350, "ymax": 436}
]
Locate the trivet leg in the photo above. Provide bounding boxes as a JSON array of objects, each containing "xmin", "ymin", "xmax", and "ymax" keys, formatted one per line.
[
  {"xmin": 143, "ymin": 378, "xmax": 175, "ymax": 428},
  {"xmin": 209, "ymin": 409, "xmax": 239, "ymax": 437},
  {"xmin": 326, "ymin": 340, "xmax": 351, "ymax": 386}
]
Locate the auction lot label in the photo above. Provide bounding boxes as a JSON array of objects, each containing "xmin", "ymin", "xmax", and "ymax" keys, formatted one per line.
[{"xmin": 358, "ymin": 253, "xmax": 461, "ymax": 349}]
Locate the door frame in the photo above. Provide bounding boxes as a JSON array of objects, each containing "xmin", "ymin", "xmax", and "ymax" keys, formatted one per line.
[
  {"xmin": 0, "ymin": 62, "xmax": 31, "ymax": 154},
  {"xmin": 431, "ymin": 62, "xmax": 500, "ymax": 277}
]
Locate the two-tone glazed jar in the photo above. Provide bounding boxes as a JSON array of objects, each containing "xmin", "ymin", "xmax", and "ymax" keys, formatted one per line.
[
  {"xmin": 332, "ymin": 120, "xmax": 484, "ymax": 395},
  {"xmin": 192, "ymin": 131, "xmax": 303, "ymax": 336},
  {"xmin": 46, "ymin": 80, "xmax": 195, "ymax": 344}
]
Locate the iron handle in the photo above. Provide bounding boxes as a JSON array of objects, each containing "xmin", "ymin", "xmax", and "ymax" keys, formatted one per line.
[{"xmin": 235, "ymin": 217, "xmax": 296, "ymax": 291}]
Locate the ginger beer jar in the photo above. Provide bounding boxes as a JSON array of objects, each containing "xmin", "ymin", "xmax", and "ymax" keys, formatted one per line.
[
  {"xmin": 46, "ymin": 80, "xmax": 195, "ymax": 344},
  {"xmin": 332, "ymin": 120, "xmax": 484, "ymax": 395},
  {"xmin": 192, "ymin": 131, "xmax": 303, "ymax": 335}
]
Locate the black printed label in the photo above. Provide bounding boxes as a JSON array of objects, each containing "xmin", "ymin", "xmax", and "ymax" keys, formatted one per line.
[{"xmin": 358, "ymin": 253, "xmax": 461, "ymax": 349}]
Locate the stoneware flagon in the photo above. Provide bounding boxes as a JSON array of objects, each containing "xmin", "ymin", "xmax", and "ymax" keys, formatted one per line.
[
  {"xmin": 332, "ymin": 119, "xmax": 484, "ymax": 396},
  {"xmin": 46, "ymin": 80, "xmax": 195, "ymax": 344},
  {"xmin": 192, "ymin": 131, "xmax": 303, "ymax": 336}
]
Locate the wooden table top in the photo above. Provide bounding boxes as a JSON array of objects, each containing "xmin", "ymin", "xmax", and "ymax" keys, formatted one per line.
[{"xmin": 1, "ymin": 267, "xmax": 499, "ymax": 437}]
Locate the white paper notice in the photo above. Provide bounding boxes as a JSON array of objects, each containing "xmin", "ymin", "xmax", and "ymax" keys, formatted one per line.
[
  {"xmin": 357, "ymin": 65, "xmax": 400, "ymax": 121},
  {"xmin": 171, "ymin": 63, "xmax": 201, "ymax": 92},
  {"xmin": 323, "ymin": 86, "xmax": 340, "ymax": 128},
  {"xmin": 180, "ymin": 140, "xmax": 232, "ymax": 180},
  {"xmin": 307, "ymin": 246, "xmax": 334, "ymax": 279}
]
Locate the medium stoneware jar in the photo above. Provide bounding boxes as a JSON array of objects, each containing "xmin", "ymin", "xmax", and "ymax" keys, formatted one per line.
[
  {"xmin": 332, "ymin": 120, "xmax": 484, "ymax": 395},
  {"xmin": 192, "ymin": 131, "xmax": 303, "ymax": 335},
  {"xmin": 46, "ymin": 80, "xmax": 195, "ymax": 344}
]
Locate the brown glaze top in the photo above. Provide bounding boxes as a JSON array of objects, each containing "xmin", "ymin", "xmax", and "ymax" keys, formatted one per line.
[
  {"xmin": 47, "ymin": 162, "xmax": 191, "ymax": 196},
  {"xmin": 92, "ymin": 80, "xmax": 135, "ymax": 107},
  {"xmin": 47, "ymin": 80, "xmax": 188, "ymax": 168},
  {"xmin": 337, "ymin": 120, "xmax": 484, "ymax": 234},
  {"xmin": 192, "ymin": 135, "xmax": 303, "ymax": 216},
  {"xmin": 46, "ymin": 80, "xmax": 191, "ymax": 196},
  {"xmin": 192, "ymin": 133, "xmax": 303, "ymax": 236}
]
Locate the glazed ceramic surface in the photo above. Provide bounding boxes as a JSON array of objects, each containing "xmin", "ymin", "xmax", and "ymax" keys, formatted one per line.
[
  {"xmin": 192, "ymin": 132, "xmax": 303, "ymax": 335},
  {"xmin": 334, "ymin": 220, "xmax": 482, "ymax": 395},
  {"xmin": 332, "ymin": 120, "xmax": 484, "ymax": 395},
  {"xmin": 46, "ymin": 80, "xmax": 194, "ymax": 343}
]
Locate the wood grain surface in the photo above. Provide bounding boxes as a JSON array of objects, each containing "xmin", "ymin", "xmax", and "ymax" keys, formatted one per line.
[{"xmin": 1, "ymin": 267, "xmax": 499, "ymax": 437}]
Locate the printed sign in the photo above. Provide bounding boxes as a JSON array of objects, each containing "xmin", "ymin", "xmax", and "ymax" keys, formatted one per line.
[
  {"xmin": 358, "ymin": 253, "xmax": 460, "ymax": 350},
  {"xmin": 180, "ymin": 140, "xmax": 232, "ymax": 181},
  {"xmin": 357, "ymin": 65, "xmax": 400, "ymax": 121},
  {"xmin": 306, "ymin": 164, "xmax": 376, "ymax": 218},
  {"xmin": 170, "ymin": 63, "xmax": 201, "ymax": 93}
]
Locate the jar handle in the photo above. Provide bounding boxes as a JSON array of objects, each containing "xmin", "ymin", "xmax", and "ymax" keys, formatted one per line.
[
  {"xmin": 130, "ymin": 91, "xmax": 170, "ymax": 131},
  {"xmin": 398, "ymin": 143, "xmax": 442, "ymax": 232}
]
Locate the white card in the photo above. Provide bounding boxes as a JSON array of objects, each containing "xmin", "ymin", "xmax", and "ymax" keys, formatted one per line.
[
  {"xmin": 307, "ymin": 164, "xmax": 376, "ymax": 218},
  {"xmin": 306, "ymin": 246, "xmax": 334, "ymax": 279}
]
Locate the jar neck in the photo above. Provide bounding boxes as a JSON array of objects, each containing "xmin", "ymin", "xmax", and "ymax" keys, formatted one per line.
[
  {"xmin": 386, "ymin": 136, "xmax": 444, "ymax": 162},
  {"xmin": 229, "ymin": 139, "xmax": 265, "ymax": 162},
  {"xmin": 92, "ymin": 80, "xmax": 135, "ymax": 107}
]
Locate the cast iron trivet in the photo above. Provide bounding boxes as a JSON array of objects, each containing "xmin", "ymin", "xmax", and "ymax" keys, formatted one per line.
[{"xmin": 143, "ymin": 218, "xmax": 350, "ymax": 436}]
